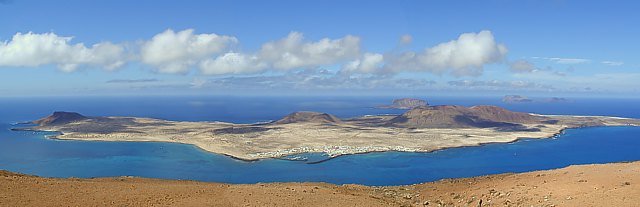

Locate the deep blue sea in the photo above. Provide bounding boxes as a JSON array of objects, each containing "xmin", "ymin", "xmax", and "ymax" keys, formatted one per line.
[{"xmin": 1, "ymin": 96, "xmax": 639, "ymax": 186}]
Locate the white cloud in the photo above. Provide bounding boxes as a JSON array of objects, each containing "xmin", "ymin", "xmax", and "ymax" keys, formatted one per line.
[
  {"xmin": 190, "ymin": 78, "xmax": 207, "ymax": 89},
  {"xmin": 199, "ymin": 52, "xmax": 266, "ymax": 75},
  {"xmin": 418, "ymin": 30, "xmax": 507, "ymax": 73},
  {"xmin": 258, "ymin": 32, "xmax": 361, "ymax": 70},
  {"xmin": 1, "ymin": 29, "xmax": 510, "ymax": 78},
  {"xmin": 510, "ymin": 60, "xmax": 536, "ymax": 73},
  {"xmin": 341, "ymin": 53, "xmax": 384, "ymax": 74},
  {"xmin": 448, "ymin": 79, "xmax": 554, "ymax": 90},
  {"xmin": 106, "ymin": 78, "xmax": 158, "ymax": 83},
  {"xmin": 196, "ymin": 69, "xmax": 437, "ymax": 91},
  {"xmin": 400, "ymin": 34, "xmax": 413, "ymax": 45},
  {"xmin": 532, "ymin": 57, "xmax": 626, "ymax": 67},
  {"xmin": 140, "ymin": 29, "xmax": 238, "ymax": 74},
  {"xmin": 548, "ymin": 58, "xmax": 590, "ymax": 64},
  {"xmin": 0, "ymin": 32, "xmax": 125, "ymax": 71},
  {"xmin": 385, "ymin": 30, "xmax": 508, "ymax": 76},
  {"xmin": 198, "ymin": 31, "xmax": 361, "ymax": 75},
  {"xmin": 532, "ymin": 57, "xmax": 591, "ymax": 64},
  {"xmin": 601, "ymin": 61, "xmax": 624, "ymax": 66}
]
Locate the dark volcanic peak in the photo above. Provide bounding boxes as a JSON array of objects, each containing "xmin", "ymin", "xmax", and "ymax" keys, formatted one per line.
[
  {"xmin": 273, "ymin": 111, "xmax": 341, "ymax": 125},
  {"xmin": 388, "ymin": 105, "xmax": 474, "ymax": 128},
  {"xmin": 388, "ymin": 105, "xmax": 544, "ymax": 128},
  {"xmin": 32, "ymin": 112, "xmax": 88, "ymax": 126},
  {"xmin": 468, "ymin": 105, "xmax": 541, "ymax": 123}
]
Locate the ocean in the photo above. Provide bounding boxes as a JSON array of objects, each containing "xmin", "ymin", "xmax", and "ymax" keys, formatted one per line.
[{"xmin": 0, "ymin": 96, "xmax": 639, "ymax": 185}]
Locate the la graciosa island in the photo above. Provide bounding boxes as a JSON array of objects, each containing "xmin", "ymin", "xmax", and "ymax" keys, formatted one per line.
[{"xmin": 16, "ymin": 104, "xmax": 640, "ymax": 161}]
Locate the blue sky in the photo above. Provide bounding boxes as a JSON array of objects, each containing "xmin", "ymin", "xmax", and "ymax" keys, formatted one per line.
[{"xmin": 1, "ymin": 0, "xmax": 639, "ymax": 97}]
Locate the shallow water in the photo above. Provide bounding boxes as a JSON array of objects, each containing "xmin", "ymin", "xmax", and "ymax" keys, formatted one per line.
[{"xmin": 1, "ymin": 96, "xmax": 639, "ymax": 185}]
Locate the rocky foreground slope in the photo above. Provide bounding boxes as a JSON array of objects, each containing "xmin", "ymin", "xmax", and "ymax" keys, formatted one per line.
[
  {"xmin": 16, "ymin": 105, "xmax": 640, "ymax": 160},
  {"xmin": 2, "ymin": 161, "xmax": 639, "ymax": 206}
]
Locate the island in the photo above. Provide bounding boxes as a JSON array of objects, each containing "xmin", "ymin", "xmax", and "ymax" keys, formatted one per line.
[
  {"xmin": 377, "ymin": 98, "xmax": 428, "ymax": 109},
  {"xmin": 547, "ymin": 97, "xmax": 571, "ymax": 102},
  {"xmin": 502, "ymin": 95, "xmax": 533, "ymax": 103},
  {"xmin": 15, "ymin": 105, "xmax": 640, "ymax": 161}
]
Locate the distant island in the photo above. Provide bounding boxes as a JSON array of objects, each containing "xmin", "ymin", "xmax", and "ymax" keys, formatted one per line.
[
  {"xmin": 503, "ymin": 95, "xmax": 571, "ymax": 103},
  {"xmin": 377, "ymin": 98, "xmax": 428, "ymax": 109},
  {"xmin": 15, "ymin": 105, "xmax": 640, "ymax": 161},
  {"xmin": 547, "ymin": 97, "xmax": 570, "ymax": 102},
  {"xmin": 502, "ymin": 95, "xmax": 533, "ymax": 103}
]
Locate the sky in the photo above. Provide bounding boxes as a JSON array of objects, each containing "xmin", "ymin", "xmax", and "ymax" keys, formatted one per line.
[{"xmin": 1, "ymin": 0, "xmax": 639, "ymax": 97}]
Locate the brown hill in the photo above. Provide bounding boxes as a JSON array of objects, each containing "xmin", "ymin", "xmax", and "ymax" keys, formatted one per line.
[
  {"xmin": 273, "ymin": 112, "xmax": 341, "ymax": 125},
  {"xmin": 387, "ymin": 105, "xmax": 544, "ymax": 128},
  {"xmin": 32, "ymin": 112, "xmax": 88, "ymax": 126},
  {"xmin": 468, "ymin": 105, "xmax": 541, "ymax": 123}
]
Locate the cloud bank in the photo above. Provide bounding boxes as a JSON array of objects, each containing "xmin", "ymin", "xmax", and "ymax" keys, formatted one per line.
[
  {"xmin": 601, "ymin": 61, "xmax": 624, "ymax": 66},
  {"xmin": 0, "ymin": 29, "xmax": 507, "ymax": 77},
  {"xmin": 448, "ymin": 80, "xmax": 554, "ymax": 90},
  {"xmin": 532, "ymin": 57, "xmax": 591, "ymax": 64},
  {"xmin": 510, "ymin": 60, "xmax": 536, "ymax": 73},
  {"xmin": 258, "ymin": 32, "xmax": 361, "ymax": 70},
  {"xmin": 343, "ymin": 30, "xmax": 508, "ymax": 76},
  {"xmin": 106, "ymin": 78, "xmax": 158, "ymax": 83},
  {"xmin": 0, "ymin": 32, "xmax": 125, "ymax": 72},
  {"xmin": 199, "ymin": 32, "xmax": 360, "ymax": 75},
  {"xmin": 140, "ymin": 29, "xmax": 238, "ymax": 74},
  {"xmin": 195, "ymin": 69, "xmax": 437, "ymax": 91},
  {"xmin": 388, "ymin": 30, "xmax": 507, "ymax": 76}
]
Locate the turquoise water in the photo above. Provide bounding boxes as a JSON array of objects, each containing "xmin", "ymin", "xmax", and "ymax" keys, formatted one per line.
[{"xmin": 1, "ymin": 96, "xmax": 639, "ymax": 185}]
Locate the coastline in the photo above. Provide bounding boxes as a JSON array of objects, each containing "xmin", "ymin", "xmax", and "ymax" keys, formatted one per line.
[
  {"xmin": 12, "ymin": 127, "xmax": 265, "ymax": 162},
  {"xmin": 15, "ymin": 111, "xmax": 640, "ymax": 161},
  {"xmin": 11, "ymin": 124, "xmax": 617, "ymax": 163},
  {"xmin": 15, "ymin": 127, "xmax": 562, "ymax": 162},
  {"xmin": 254, "ymin": 125, "xmax": 579, "ymax": 164}
]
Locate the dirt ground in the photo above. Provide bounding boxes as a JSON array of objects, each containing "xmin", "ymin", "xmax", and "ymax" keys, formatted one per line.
[{"xmin": 1, "ymin": 161, "xmax": 639, "ymax": 207}]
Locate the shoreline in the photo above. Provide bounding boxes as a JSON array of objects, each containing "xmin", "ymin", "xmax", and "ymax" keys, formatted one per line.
[
  {"xmin": 10, "ymin": 124, "xmax": 619, "ymax": 164},
  {"xmin": 11, "ymin": 128, "xmax": 561, "ymax": 163},
  {"xmin": 11, "ymin": 127, "xmax": 266, "ymax": 162},
  {"xmin": 301, "ymin": 125, "xmax": 577, "ymax": 164},
  {"xmin": 15, "ymin": 110, "xmax": 640, "ymax": 161}
]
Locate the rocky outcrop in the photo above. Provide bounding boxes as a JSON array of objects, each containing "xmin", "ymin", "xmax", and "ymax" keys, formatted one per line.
[
  {"xmin": 379, "ymin": 98, "xmax": 428, "ymax": 109},
  {"xmin": 502, "ymin": 95, "xmax": 532, "ymax": 103},
  {"xmin": 273, "ymin": 112, "xmax": 342, "ymax": 125},
  {"xmin": 32, "ymin": 112, "xmax": 88, "ymax": 126},
  {"xmin": 387, "ymin": 105, "xmax": 545, "ymax": 128}
]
